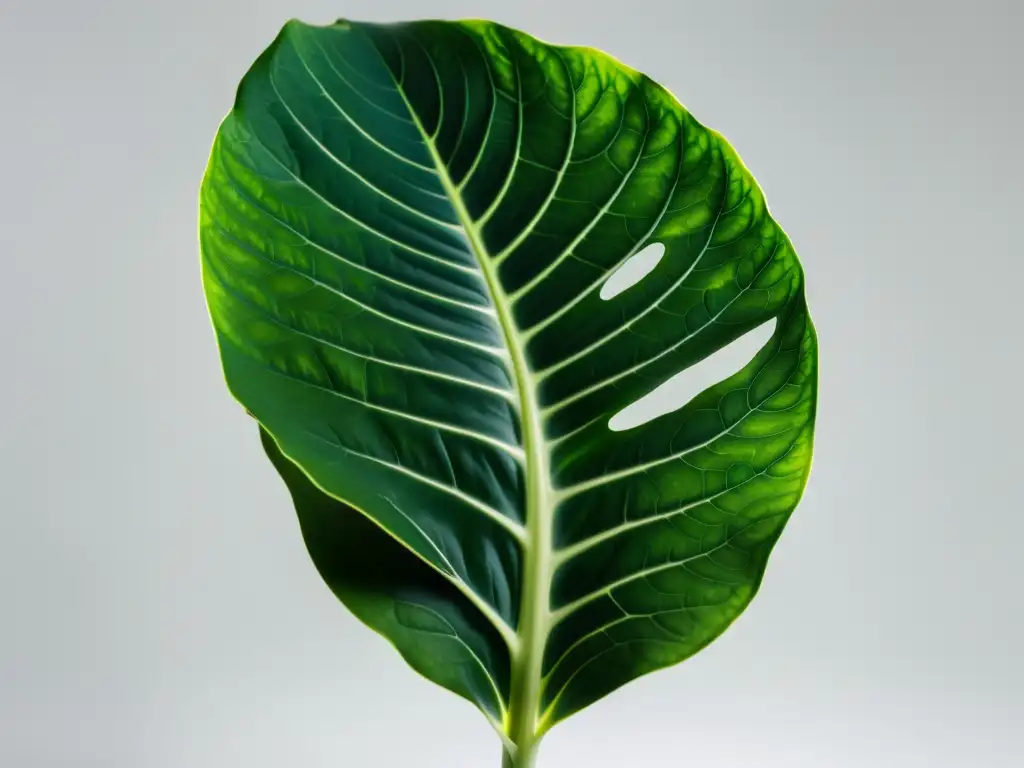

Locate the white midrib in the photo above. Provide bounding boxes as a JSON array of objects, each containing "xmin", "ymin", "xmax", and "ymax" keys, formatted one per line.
[{"xmin": 391, "ymin": 90, "xmax": 554, "ymax": 763}]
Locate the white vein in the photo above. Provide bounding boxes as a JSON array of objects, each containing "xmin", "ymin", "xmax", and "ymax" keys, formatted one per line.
[
  {"xmin": 455, "ymin": 28, "xmax": 498, "ymax": 194},
  {"xmin": 310, "ymin": 38, "xmax": 415, "ymax": 125},
  {"xmin": 475, "ymin": 41, "xmax": 524, "ymax": 228},
  {"xmin": 205, "ymin": 203, "xmax": 507, "ymax": 358},
  {"xmin": 304, "ymin": 428, "xmax": 526, "ymax": 543},
  {"xmin": 393, "ymin": 597, "xmax": 510, "ymax": 719},
  {"xmin": 548, "ymin": 515, "xmax": 778, "ymax": 625},
  {"xmin": 541, "ymin": 598, "xmax": 726, "ymax": 690},
  {"xmin": 553, "ymin": 445, "xmax": 802, "ymax": 564},
  {"xmin": 553, "ymin": 355, "xmax": 800, "ymax": 499},
  {"xmin": 261, "ymin": 358, "xmax": 525, "ymax": 459},
  {"xmin": 405, "ymin": 32, "xmax": 446, "ymax": 143},
  {"xmin": 260, "ymin": 74, "xmax": 478, "ymax": 281},
  {"xmin": 506, "ymin": 100, "xmax": 648, "ymax": 303},
  {"xmin": 535, "ymin": 194, "xmax": 735, "ymax": 381},
  {"xmin": 379, "ymin": 494, "xmax": 521, "ymax": 651},
  {"xmin": 217, "ymin": 145, "xmax": 492, "ymax": 317},
  {"xmin": 540, "ymin": 240, "xmax": 780, "ymax": 414},
  {"xmin": 273, "ymin": 57, "xmax": 461, "ymax": 234},
  {"xmin": 447, "ymin": 43, "xmax": 472, "ymax": 169},
  {"xmin": 491, "ymin": 50, "xmax": 577, "ymax": 267},
  {"xmin": 204, "ymin": 242, "xmax": 515, "ymax": 400},
  {"xmin": 521, "ymin": 124, "xmax": 687, "ymax": 340},
  {"xmin": 292, "ymin": 37, "xmax": 437, "ymax": 172}
]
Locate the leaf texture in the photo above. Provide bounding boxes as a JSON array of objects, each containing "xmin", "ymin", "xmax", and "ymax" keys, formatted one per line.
[{"xmin": 200, "ymin": 17, "xmax": 818, "ymax": 758}]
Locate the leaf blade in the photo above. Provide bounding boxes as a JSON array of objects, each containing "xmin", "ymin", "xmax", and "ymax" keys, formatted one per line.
[{"xmin": 200, "ymin": 16, "xmax": 818, "ymax": 757}]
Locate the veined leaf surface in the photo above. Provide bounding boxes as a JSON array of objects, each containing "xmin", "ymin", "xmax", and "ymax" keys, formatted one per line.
[{"xmin": 200, "ymin": 17, "xmax": 817, "ymax": 766}]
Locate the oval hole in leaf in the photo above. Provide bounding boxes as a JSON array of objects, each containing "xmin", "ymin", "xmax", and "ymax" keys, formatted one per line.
[
  {"xmin": 599, "ymin": 242, "xmax": 666, "ymax": 300},
  {"xmin": 608, "ymin": 317, "xmax": 778, "ymax": 431}
]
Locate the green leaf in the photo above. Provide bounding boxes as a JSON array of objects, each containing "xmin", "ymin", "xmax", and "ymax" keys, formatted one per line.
[
  {"xmin": 259, "ymin": 425, "xmax": 512, "ymax": 727},
  {"xmin": 200, "ymin": 17, "xmax": 817, "ymax": 766}
]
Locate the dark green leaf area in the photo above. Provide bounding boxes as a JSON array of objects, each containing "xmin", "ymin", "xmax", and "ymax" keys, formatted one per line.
[{"xmin": 261, "ymin": 426, "xmax": 512, "ymax": 720}]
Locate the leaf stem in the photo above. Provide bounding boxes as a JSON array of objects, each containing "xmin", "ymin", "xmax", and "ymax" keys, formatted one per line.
[{"xmin": 502, "ymin": 739, "xmax": 539, "ymax": 768}]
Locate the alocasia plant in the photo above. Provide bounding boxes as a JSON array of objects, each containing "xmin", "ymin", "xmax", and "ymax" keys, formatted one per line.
[{"xmin": 199, "ymin": 17, "xmax": 817, "ymax": 767}]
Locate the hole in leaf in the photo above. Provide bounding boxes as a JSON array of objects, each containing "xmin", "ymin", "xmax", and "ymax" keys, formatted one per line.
[
  {"xmin": 599, "ymin": 243, "xmax": 666, "ymax": 300},
  {"xmin": 608, "ymin": 317, "xmax": 778, "ymax": 432}
]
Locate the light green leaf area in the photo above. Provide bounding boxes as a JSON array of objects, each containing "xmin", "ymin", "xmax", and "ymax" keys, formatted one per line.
[{"xmin": 200, "ymin": 17, "xmax": 817, "ymax": 762}]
